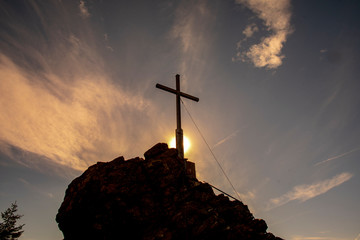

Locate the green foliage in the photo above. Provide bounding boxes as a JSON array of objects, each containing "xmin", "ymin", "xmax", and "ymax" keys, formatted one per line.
[{"xmin": 0, "ymin": 202, "xmax": 24, "ymax": 240}]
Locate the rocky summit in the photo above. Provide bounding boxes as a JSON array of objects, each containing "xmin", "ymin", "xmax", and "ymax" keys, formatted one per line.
[{"xmin": 56, "ymin": 143, "xmax": 283, "ymax": 240}]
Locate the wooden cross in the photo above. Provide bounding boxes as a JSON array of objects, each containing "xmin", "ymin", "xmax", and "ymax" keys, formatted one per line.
[{"xmin": 156, "ymin": 74, "xmax": 199, "ymax": 159}]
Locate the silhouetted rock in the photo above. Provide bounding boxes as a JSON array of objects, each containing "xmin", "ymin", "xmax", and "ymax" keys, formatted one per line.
[
  {"xmin": 56, "ymin": 143, "xmax": 283, "ymax": 240},
  {"xmin": 144, "ymin": 142, "xmax": 169, "ymax": 160}
]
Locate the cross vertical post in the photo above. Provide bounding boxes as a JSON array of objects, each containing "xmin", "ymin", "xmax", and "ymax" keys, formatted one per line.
[
  {"xmin": 156, "ymin": 74, "xmax": 199, "ymax": 159},
  {"xmin": 175, "ymin": 74, "xmax": 184, "ymax": 159}
]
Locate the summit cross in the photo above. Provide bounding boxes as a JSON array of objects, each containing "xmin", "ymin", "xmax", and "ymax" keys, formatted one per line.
[{"xmin": 156, "ymin": 74, "xmax": 199, "ymax": 159}]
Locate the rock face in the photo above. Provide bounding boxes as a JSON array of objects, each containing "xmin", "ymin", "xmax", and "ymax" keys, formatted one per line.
[{"xmin": 56, "ymin": 143, "xmax": 283, "ymax": 240}]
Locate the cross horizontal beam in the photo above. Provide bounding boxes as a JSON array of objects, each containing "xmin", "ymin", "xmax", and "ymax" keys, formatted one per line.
[
  {"xmin": 156, "ymin": 74, "xmax": 199, "ymax": 159},
  {"xmin": 156, "ymin": 83, "xmax": 199, "ymax": 102}
]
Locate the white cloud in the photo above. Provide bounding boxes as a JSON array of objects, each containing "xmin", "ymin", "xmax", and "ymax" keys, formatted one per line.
[
  {"xmin": 213, "ymin": 129, "xmax": 240, "ymax": 149},
  {"xmin": 267, "ymin": 172, "xmax": 353, "ymax": 210},
  {"xmin": 315, "ymin": 146, "xmax": 360, "ymax": 166},
  {"xmin": 79, "ymin": 0, "xmax": 90, "ymax": 18},
  {"xmin": 234, "ymin": 0, "xmax": 293, "ymax": 69}
]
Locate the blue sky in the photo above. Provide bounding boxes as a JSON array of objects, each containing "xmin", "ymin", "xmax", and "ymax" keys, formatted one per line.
[{"xmin": 1, "ymin": 0, "xmax": 360, "ymax": 239}]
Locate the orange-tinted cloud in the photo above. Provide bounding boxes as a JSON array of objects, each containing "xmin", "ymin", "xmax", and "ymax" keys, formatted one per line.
[
  {"xmin": 0, "ymin": 1, "xmax": 170, "ymax": 174},
  {"xmin": 0, "ymin": 52, "xmax": 154, "ymax": 171}
]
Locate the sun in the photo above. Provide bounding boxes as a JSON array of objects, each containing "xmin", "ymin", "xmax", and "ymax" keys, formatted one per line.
[{"xmin": 169, "ymin": 136, "xmax": 191, "ymax": 154}]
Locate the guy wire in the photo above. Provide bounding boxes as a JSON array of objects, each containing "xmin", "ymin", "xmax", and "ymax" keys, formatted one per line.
[{"xmin": 180, "ymin": 99, "xmax": 242, "ymax": 202}]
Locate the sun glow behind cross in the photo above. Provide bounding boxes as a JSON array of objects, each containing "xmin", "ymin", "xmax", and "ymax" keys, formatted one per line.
[{"xmin": 169, "ymin": 136, "xmax": 191, "ymax": 154}]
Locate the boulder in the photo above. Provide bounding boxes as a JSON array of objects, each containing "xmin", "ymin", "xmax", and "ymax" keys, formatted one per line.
[{"xmin": 56, "ymin": 143, "xmax": 283, "ymax": 240}]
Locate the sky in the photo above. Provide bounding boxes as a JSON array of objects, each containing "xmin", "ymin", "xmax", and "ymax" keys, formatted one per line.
[{"xmin": 0, "ymin": 0, "xmax": 360, "ymax": 239}]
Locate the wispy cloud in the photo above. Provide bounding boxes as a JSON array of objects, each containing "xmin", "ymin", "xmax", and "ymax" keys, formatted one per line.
[
  {"xmin": 267, "ymin": 172, "xmax": 353, "ymax": 210},
  {"xmin": 354, "ymin": 233, "xmax": 360, "ymax": 240},
  {"xmin": 0, "ymin": 1, "xmax": 160, "ymax": 173},
  {"xmin": 291, "ymin": 236, "xmax": 349, "ymax": 240},
  {"xmin": 79, "ymin": 0, "xmax": 90, "ymax": 18},
  {"xmin": 213, "ymin": 129, "xmax": 240, "ymax": 149},
  {"xmin": 315, "ymin": 146, "xmax": 360, "ymax": 166},
  {"xmin": 171, "ymin": 0, "xmax": 212, "ymax": 54},
  {"xmin": 18, "ymin": 178, "xmax": 54, "ymax": 199},
  {"xmin": 320, "ymin": 49, "xmax": 328, "ymax": 53},
  {"xmin": 237, "ymin": 190, "xmax": 255, "ymax": 201},
  {"xmin": 234, "ymin": 0, "xmax": 293, "ymax": 69},
  {"xmin": 104, "ymin": 33, "xmax": 114, "ymax": 52},
  {"xmin": 171, "ymin": 0, "xmax": 215, "ymax": 88},
  {"xmin": 0, "ymin": 52, "xmax": 151, "ymax": 171}
]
